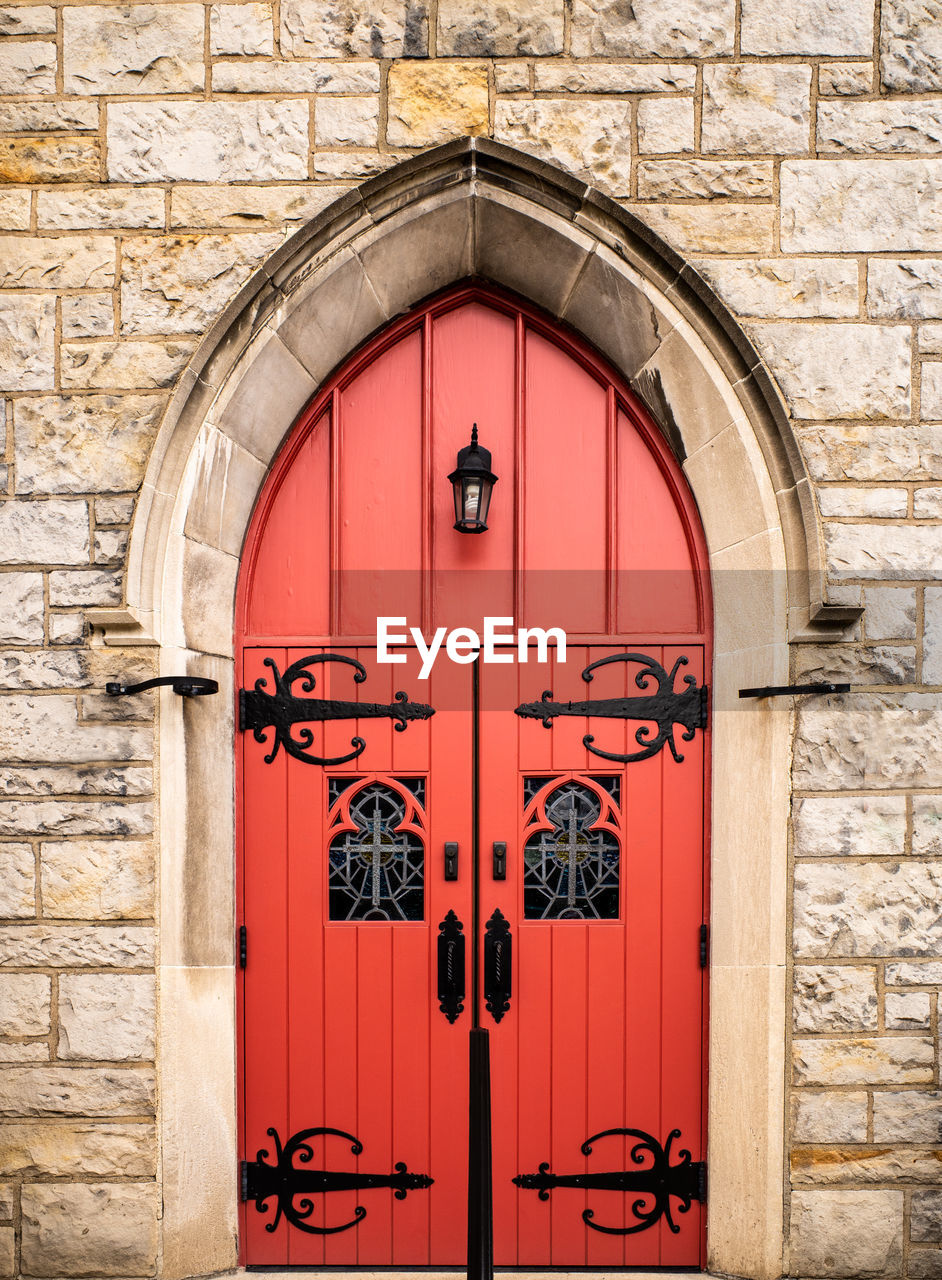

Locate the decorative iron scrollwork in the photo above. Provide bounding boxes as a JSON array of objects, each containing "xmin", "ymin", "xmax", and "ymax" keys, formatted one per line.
[
  {"xmin": 242, "ymin": 1126, "xmax": 433, "ymax": 1235},
  {"xmin": 437, "ymin": 910, "xmax": 466, "ymax": 1023},
  {"xmin": 239, "ymin": 654, "xmax": 435, "ymax": 767},
  {"xmin": 513, "ymin": 1127, "xmax": 704, "ymax": 1236},
  {"xmin": 514, "ymin": 652, "xmax": 708, "ymax": 765},
  {"xmin": 483, "ymin": 908, "xmax": 512, "ymax": 1024}
]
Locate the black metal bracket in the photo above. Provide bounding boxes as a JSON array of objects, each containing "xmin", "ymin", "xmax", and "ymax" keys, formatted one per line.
[
  {"xmin": 105, "ymin": 676, "xmax": 219, "ymax": 698},
  {"xmin": 241, "ymin": 1126, "xmax": 432, "ymax": 1235},
  {"xmin": 515, "ymin": 653, "xmax": 707, "ymax": 765},
  {"xmin": 483, "ymin": 909, "xmax": 511, "ymax": 1024},
  {"xmin": 513, "ymin": 1127, "xmax": 704, "ymax": 1236},
  {"xmin": 492, "ymin": 841, "xmax": 506, "ymax": 881},
  {"xmin": 437, "ymin": 910, "xmax": 465, "ymax": 1024},
  {"xmin": 444, "ymin": 842, "xmax": 459, "ymax": 882},
  {"xmin": 739, "ymin": 682, "xmax": 850, "ymax": 699}
]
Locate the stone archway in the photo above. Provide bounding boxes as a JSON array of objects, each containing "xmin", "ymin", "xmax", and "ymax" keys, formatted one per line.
[{"xmin": 90, "ymin": 137, "xmax": 845, "ymax": 1280}]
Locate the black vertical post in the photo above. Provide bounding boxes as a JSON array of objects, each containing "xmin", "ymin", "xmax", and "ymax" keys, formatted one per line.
[{"xmin": 467, "ymin": 1026, "xmax": 493, "ymax": 1280}]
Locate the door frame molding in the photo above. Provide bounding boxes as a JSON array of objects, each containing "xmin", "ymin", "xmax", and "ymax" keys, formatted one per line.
[{"xmin": 90, "ymin": 138, "xmax": 808, "ymax": 1280}]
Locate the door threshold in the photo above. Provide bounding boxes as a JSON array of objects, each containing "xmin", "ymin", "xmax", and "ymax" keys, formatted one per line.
[{"xmin": 237, "ymin": 1271, "xmax": 706, "ymax": 1278}]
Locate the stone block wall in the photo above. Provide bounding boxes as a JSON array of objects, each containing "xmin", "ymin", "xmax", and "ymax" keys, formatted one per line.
[{"xmin": 0, "ymin": 0, "xmax": 941, "ymax": 1275}]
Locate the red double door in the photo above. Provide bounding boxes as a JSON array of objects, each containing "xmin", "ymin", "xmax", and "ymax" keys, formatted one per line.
[{"xmin": 237, "ymin": 287, "xmax": 710, "ymax": 1268}]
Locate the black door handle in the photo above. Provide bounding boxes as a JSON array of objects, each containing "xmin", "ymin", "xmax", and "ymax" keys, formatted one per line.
[
  {"xmin": 484, "ymin": 908, "xmax": 511, "ymax": 1023},
  {"xmin": 444, "ymin": 842, "xmax": 458, "ymax": 881},
  {"xmin": 492, "ymin": 841, "xmax": 506, "ymax": 880},
  {"xmin": 437, "ymin": 911, "xmax": 465, "ymax": 1023}
]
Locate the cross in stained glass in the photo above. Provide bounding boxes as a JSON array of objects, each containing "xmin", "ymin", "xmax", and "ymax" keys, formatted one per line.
[{"xmin": 345, "ymin": 793, "xmax": 391, "ymax": 910}]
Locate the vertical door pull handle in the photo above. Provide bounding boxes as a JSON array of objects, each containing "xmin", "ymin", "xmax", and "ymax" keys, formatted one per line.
[
  {"xmin": 484, "ymin": 908, "xmax": 512, "ymax": 1023},
  {"xmin": 437, "ymin": 911, "xmax": 465, "ymax": 1023},
  {"xmin": 492, "ymin": 842, "xmax": 507, "ymax": 880},
  {"xmin": 444, "ymin": 842, "xmax": 459, "ymax": 881}
]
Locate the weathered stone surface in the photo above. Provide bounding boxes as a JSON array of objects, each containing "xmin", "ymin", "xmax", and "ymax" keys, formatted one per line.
[
  {"xmin": 60, "ymin": 339, "xmax": 195, "ymax": 390},
  {"xmin": 870, "ymin": 260, "xmax": 942, "ymax": 320},
  {"xmin": 0, "ymin": 236, "xmax": 114, "ymax": 290},
  {"xmin": 820, "ymin": 100, "xmax": 942, "ymax": 154},
  {"xmin": 0, "ymin": 1226, "xmax": 11, "ymax": 1277},
  {"xmin": 695, "ymin": 258, "xmax": 857, "ymax": 318},
  {"xmin": 794, "ymin": 861, "xmax": 942, "ymax": 956},
  {"xmin": 0, "ymin": 800, "xmax": 152, "ymax": 838},
  {"xmin": 752, "ymin": 323, "xmax": 910, "ymax": 420},
  {"xmin": 0, "ymin": 41, "xmax": 55, "ymax": 94},
  {"xmin": 37, "ymin": 187, "xmax": 164, "ymax": 231},
  {"xmin": 0, "ymin": 844, "xmax": 34, "ymax": 919},
  {"xmin": 782, "ymin": 160, "xmax": 942, "ymax": 252},
  {"xmin": 315, "ymin": 96, "xmax": 379, "ymax": 147},
  {"xmin": 0, "ymin": 975, "xmax": 49, "ymax": 1036},
  {"xmin": 910, "ymin": 1248, "xmax": 942, "ymax": 1280},
  {"xmin": 818, "ymin": 486, "xmax": 908, "ymax": 516},
  {"xmin": 63, "ymin": 3, "xmax": 204, "ymax": 94},
  {"xmin": 533, "ymin": 62, "xmax": 696, "ymax": 92},
  {"xmin": 917, "ymin": 485, "xmax": 942, "ymax": 516},
  {"xmin": 0, "ymin": 102, "xmax": 98, "ymax": 132},
  {"xmin": 864, "ymin": 586, "xmax": 917, "ymax": 640},
  {"xmin": 0, "ymin": 296, "xmax": 55, "ymax": 392},
  {"xmin": 793, "ymin": 1037, "xmax": 934, "ymax": 1085},
  {"xmin": 438, "ymin": 0, "xmax": 562, "ymax": 55},
  {"xmin": 213, "ymin": 58, "xmax": 379, "ymax": 92},
  {"xmin": 494, "ymin": 97, "xmax": 635, "ymax": 193},
  {"xmin": 827, "ymin": 524, "xmax": 942, "ymax": 580},
  {"xmin": 742, "ymin": 0, "xmax": 872, "ymax": 53},
  {"xmin": 0, "ymin": 765, "xmax": 151, "ymax": 796},
  {"xmin": 0, "ymin": 190, "xmax": 29, "ymax": 230},
  {"xmin": 280, "ymin": 0, "xmax": 427, "ymax": 57},
  {"xmin": 880, "ymin": 0, "xmax": 942, "ymax": 92},
  {"xmin": 59, "ymin": 974, "xmax": 155, "ymax": 1061},
  {"xmin": 0, "ymin": 137, "xmax": 99, "ymax": 184},
  {"xmin": 0, "ymin": 1122, "xmax": 155, "ymax": 1177},
  {"xmin": 793, "ymin": 965, "xmax": 878, "ymax": 1031},
  {"xmin": 793, "ymin": 795, "xmax": 906, "ymax": 857},
  {"xmin": 15, "ymin": 394, "xmax": 164, "ymax": 495},
  {"xmin": 61, "ymin": 294, "xmax": 115, "ymax": 339},
  {"xmin": 913, "ymin": 1191, "xmax": 942, "ymax": 1242},
  {"xmin": 923, "ymin": 363, "xmax": 942, "ymax": 419},
  {"xmin": 120, "ymin": 231, "xmax": 281, "ymax": 333},
  {"xmin": 637, "ymin": 97, "xmax": 694, "ymax": 154},
  {"xmin": 913, "ymin": 796, "xmax": 942, "ymax": 853},
  {"xmin": 0, "ymin": 577, "xmax": 43, "ymax": 645},
  {"xmin": 94, "ymin": 528, "xmax": 128, "ymax": 563},
  {"xmin": 793, "ymin": 1146, "xmax": 942, "ymax": 1184},
  {"xmin": 632, "ymin": 203, "xmax": 774, "ymax": 253},
  {"xmin": 171, "ymin": 183, "xmax": 347, "ymax": 228},
  {"xmin": 314, "ymin": 148, "xmax": 399, "ymax": 178},
  {"xmin": 95, "ymin": 497, "xmax": 134, "ymax": 526},
  {"xmin": 108, "ymin": 102, "xmax": 308, "ymax": 182},
  {"xmin": 702, "ymin": 64, "xmax": 811, "ymax": 155},
  {"xmin": 886, "ymin": 991, "xmax": 931, "ymax": 1028},
  {"xmin": 42, "ymin": 840, "xmax": 153, "ymax": 920},
  {"xmin": 571, "ymin": 0, "xmax": 734, "ymax": 56},
  {"xmin": 638, "ymin": 159, "xmax": 773, "ymax": 199},
  {"xmin": 0, "ymin": 6, "xmax": 55, "ymax": 34},
  {"xmin": 0, "ymin": 925, "xmax": 152, "ymax": 968},
  {"xmin": 799, "ymin": 425, "xmax": 942, "ymax": 481},
  {"xmin": 48, "ymin": 570, "xmax": 123, "ymax": 607},
  {"xmin": 388, "ymin": 61, "xmax": 489, "ymax": 148},
  {"xmin": 794, "ymin": 643, "xmax": 916, "ymax": 685},
  {"xmin": 21, "ymin": 1182, "xmax": 158, "ymax": 1277},
  {"xmin": 886, "ymin": 960, "xmax": 942, "ymax": 985},
  {"xmin": 0, "ymin": 649, "xmax": 88, "ymax": 689},
  {"xmin": 819, "ymin": 62, "xmax": 875, "ymax": 95},
  {"xmin": 0, "ymin": 1067, "xmax": 155, "ymax": 1117},
  {"xmin": 0, "ymin": 502, "xmax": 89, "ymax": 567},
  {"xmin": 791, "ymin": 1091, "xmax": 868, "ymax": 1142},
  {"xmin": 494, "ymin": 60, "xmax": 529, "ymax": 91},
  {"xmin": 922, "ymin": 588, "xmax": 942, "ymax": 683},
  {"xmin": 0, "ymin": 696, "xmax": 150, "ymax": 765},
  {"xmin": 210, "ymin": 2, "xmax": 273, "ymax": 54},
  {"xmin": 791, "ymin": 1189, "xmax": 903, "ymax": 1277},
  {"xmin": 0, "ymin": 1184, "xmax": 12, "ymax": 1218}
]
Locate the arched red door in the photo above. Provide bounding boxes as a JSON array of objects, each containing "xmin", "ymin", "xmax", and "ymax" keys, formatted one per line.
[{"xmin": 236, "ymin": 285, "xmax": 711, "ymax": 1268}]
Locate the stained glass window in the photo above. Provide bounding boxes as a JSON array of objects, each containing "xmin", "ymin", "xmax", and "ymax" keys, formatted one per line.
[
  {"xmin": 328, "ymin": 779, "xmax": 425, "ymax": 921},
  {"xmin": 523, "ymin": 778, "xmax": 621, "ymax": 920}
]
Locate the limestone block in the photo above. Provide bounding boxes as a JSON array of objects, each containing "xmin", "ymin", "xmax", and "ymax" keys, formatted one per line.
[
  {"xmin": 913, "ymin": 1192, "xmax": 942, "ymax": 1242},
  {"xmin": 0, "ymin": 42, "xmax": 55, "ymax": 94},
  {"xmin": 0, "ymin": 296, "xmax": 55, "ymax": 392},
  {"xmin": 870, "ymin": 260, "xmax": 942, "ymax": 321},
  {"xmin": 60, "ymin": 340, "xmax": 195, "ymax": 391},
  {"xmin": 791, "ymin": 1090, "xmax": 868, "ymax": 1142},
  {"xmin": 494, "ymin": 61, "xmax": 529, "ymax": 91},
  {"xmin": 315, "ymin": 96, "xmax": 379, "ymax": 147},
  {"xmin": 0, "ymin": 764, "xmax": 151, "ymax": 796},
  {"xmin": 828, "ymin": 524, "xmax": 942, "ymax": 580},
  {"xmin": 0, "ymin": 137, "xmax": 99, "ymax": 183},
  {"xmin": 15, "ymin": 394, "xmax": 163, "ymax": 495},
  {"xmin": 782, "ymin": 160, "xmax": 942, "ymax": 252},
  {"xmin": 21, "ymin": 1182, "xmax": 157, "ymax": 1277},
  {"xmin": 794, "ymin": 861, "xmax": 942, "ymax": 956},
  {"xmin": 280, "ymin": 0, "xmax": 428, "ymax": 57},
  {"xmin": 61, "ymin": 295, "xmax": 114, "ymax": 339},
  {"xmin": 0, "ymin": 696, "xmax": 150, "ymax": 765},
  {"xmin": 793, "ymin": 964, "xmax": 878, "ymax": 1031},
  {"xmin": 0, "ymin": 102, "xmax": 98, "ymax": 132},
  {"xmin": 793, "ymin": 795, "xmax": 906, "ymax": 856},
  {"xmin": 59, "ymin": 973, "xmax": 155, "ymax": 1061},
  {"xmin": 0, "ymin": 501, "xmax": 89, "ymax": 566},
  {"xmin": 0, "ymin": 576, "xmax": 43, "ymax": 645},
  {"xmin": 820, "ymin": 100, "xmax": 942, "ymax": 154},
  {"xmin": 886, "ymin": 961, "xmax": 942, "ymax": 984},
  {"xmin": 794, "ymin": 643, "xmax": 916, "ymax": 685},
  {"xmin": 0, "ymin": 974, "xmax": 50, "ymax": 1036},
  {"xmin": 533, "ymin": 63, "xmax": 697, "ymax": 92},
  {"xmin": 120, "ymin": 231, "xmax": 281, "ymax": 333},
  {"xmin": 0, "ymin": 1067, "xmax": 155, "ymax": 1116},
  {"xmin": 631, "ymin": 203, "xmax": 774, "ymax": 253},
  {"xmin": 751, "ymin": 323, "xmax": 910, "ymax": 420},
  {"xmin": 41, "ymin": 840, "xmax": 153, "ymax": 920},
  {"xmin": 880, "ymin": 0, "xmax": 942, "ymax": 92},
  {"xmin": 94, "ymin": 528, "xmax": 128, "ymax": 563},
  {"xmin": 0, "ymin": 925, "xmax": 152, "ymax": 968},
  {"xmin": 212, "ymin": 59, "xmax": 379, "ymax": 92},
  {"xmin": 913, "ymin": 796, "xmax": 942, "ymax": 853},
  {"xmin": 438, "ymin": 0, "xmax": 563, "ymax": 55},
  {"xmin": 637, "ymin": 97, "xmax": 694, "ymax": 154},
  {"xmin": 0, "ymin": 1122, "xmax": 155, "ymax": 1177},
  {"xmin": 923, "ymin": 363, "xmax": 942, "ymax": 419},
  {"xmin": 95, "ymin": 497, "xmax": 134, "ymax": 526},
  {"xmin": 873, "ymin": 1092, "xmax": 942, "ymax": 1141},
  {"xmin": 791, "ymin": 1190, "xmax": 903, "ymax": 1276},
  {"xmin": 108, "ymin": 101, "xmax": 308, "ymax": 182},
  {"xmin": 798, "ymin": 425, "xmax": 942, "ymax": 481},
  {"xmin": 171, "ymin": 182, "xmax": 348, "ymax": 228},
  {"xmin": 0, "ymin": 799, "xmax": 152, "ymax": 838},
  {"xmin": 792, "ymin": 1145, "xmax": 942, "ymax": 1184},
  {"xmin": 51, "ymin": 618, "xmax": 85, "ymax": 648},
  {"xmin": 702, "ymin": 64, "xmax": 811, "ymax": 155},
  {"xmin": 793, "ymin": 1037, "xmax": 934, "ymax": 1085},
  {"xmin": 388, "ymin": 61, "xmax": 489, "ymax": 148},
  {"xmin": 0, "ymin": 844, "xmax": 34, "ymax": 918},
  {"xmin": 48, "ymin": 570, "xmax": 123, "ymax": 607},
  {"xmin": 0, "ymin": 1227, "xmax": 10, "ymax": 1278},
  {"xmin": 495, "ymin": 99, "xmax": 632, "ymax": 195},
  {"xmin": 637, "ymin": 159, "xmax": 772, "ymax": 199},
  {"xmin": 0, "ymin": 1185, "xmax": 10, "ymax": 1218},
  {"xmin": 910, "ymin": 1250, "xmax": 942, "ymax": 1280},
  {"xmin": 210, "ymin": 2, "xmax": 273, "ymax": 54},
  {"xmin": 63, "ymin": 3, "xmax": 204, "ymax": 95},
  {"xmin": 819, "ymin": 62, "xmax": 875, "ymax": 95},
  {"xmin": 886, "ymin": 991, "xmax": 931, "ymax": 1028},
  {"xmin": 818, "ymin": 486, "xmax": 908, "ymax": 516},
  {"xmin": 742, "ymin": 0, "xmax": 872, "ymax": 53},
  {"xmin": 864, "ymin": 587, "xmax": 916, "ymax": 640},
  {"xmin": 923, "ymin": 588, "xmax": 942, "ymax": 683},
  {"xmin": 695, "ymin": 258, "xmax": 857, "ymax": 318},
  {"xmin": 0, "ymin": 236, "xmax": 114, "ymax": 290},
  {"xmin": 571, "ymin": 0, "xmax": 734, "ymax": 56},
  {"xmin": 37, "ymin": 187, "xmax": 164, "ymax": 231},
  {"xmin": 0, "ymin": 6, "xmax": 55, "ymax": 33},
  {"xmin": 921, "ymin": 324, "xmax": 942, "ymax": 352},
  {"xmin": 0, "ymin": 191, "xmax": 29, "ymax": 230},
  {"xmin": 0, "ymin": 1046, "xmax": 46, "ymax": 1064},
  {"xmin": 314, "ymin": 149, "xmax": 399, "ymax": 178}
]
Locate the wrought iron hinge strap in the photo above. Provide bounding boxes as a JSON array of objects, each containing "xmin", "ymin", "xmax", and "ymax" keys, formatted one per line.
[{"xmin": 238, "ymin": 925, "xmax": 247, "ymax": 969}]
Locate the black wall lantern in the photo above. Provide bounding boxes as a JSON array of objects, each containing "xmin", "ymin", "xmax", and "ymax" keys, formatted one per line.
[{"xmin": 448, "ymin": 424, "xmax": 497, "ymax": 534}]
